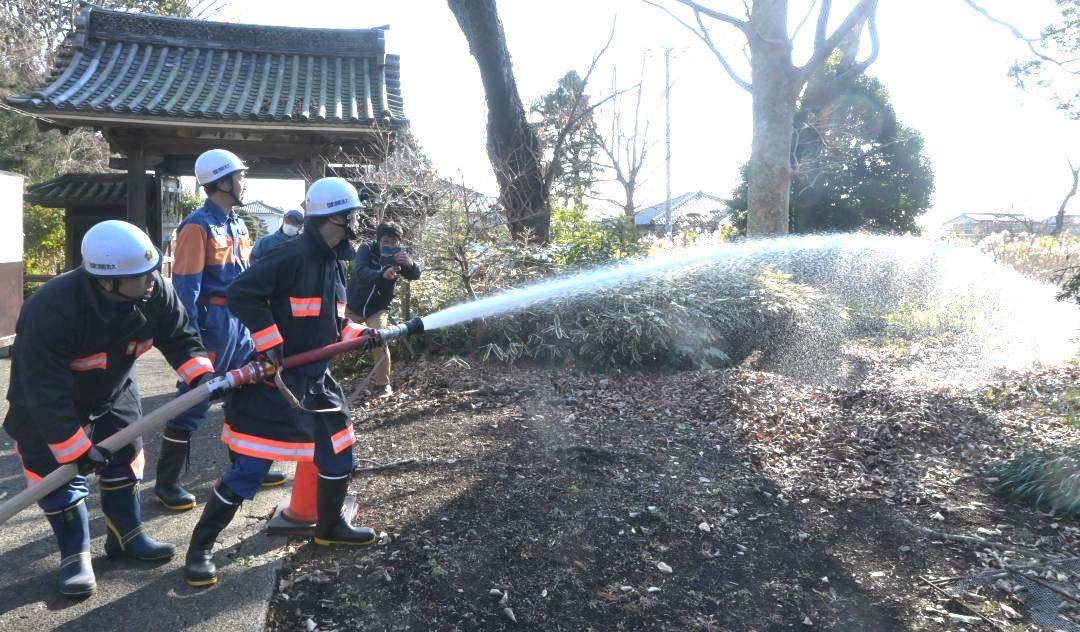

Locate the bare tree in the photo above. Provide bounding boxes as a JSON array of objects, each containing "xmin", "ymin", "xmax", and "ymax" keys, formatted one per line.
[
  {"xmin": 1054, "ymin": 159, "xmax": 1080, "ymax": 237},
  {"xmin": 646, "ymin": 0, "xmax": 879, "ymax": 237},
  {"xmin": 448, "ymin": 0, "xmax": 551, "ymax": 243},
  {"xmin": 593, "ymin": 55, "xmax": 654, "ymax": 220}
]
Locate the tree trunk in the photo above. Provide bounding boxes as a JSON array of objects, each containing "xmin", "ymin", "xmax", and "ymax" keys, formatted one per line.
[
  {"xmin": 448, "ymin": 0, "xmax": 551, "ymax": 243},
  {"xmin": 746, "ymin": 0, "xmax": 799, "ymax": 237},
  {"xmin": 622, "ymin": 177, "xmax": 636, "ymax": 220},
  {"xmin": 1054, "ymin": 161, "xmax": 1080, "ymax": 237}
]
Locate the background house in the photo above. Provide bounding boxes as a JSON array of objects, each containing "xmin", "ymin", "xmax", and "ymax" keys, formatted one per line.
[
  {"xmin": 1038, "ymin": 214, "xmax": 1080, "ymax": 236},
  {"xmin": 237, "ymin": 201, "xmax": 287, "ymax": 236},
  {"xmin": 634, "ymin": 191, "xmax": 732, "ymax": 235},
  {"xmin": 939, "ymin": 213, "xmax": 1035, "ymax": 239}
]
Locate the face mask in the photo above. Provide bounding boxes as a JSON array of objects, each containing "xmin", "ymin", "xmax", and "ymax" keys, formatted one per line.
[{"xmin": 282, "ymin": 224, "xmax": 300, "ymax": 237}]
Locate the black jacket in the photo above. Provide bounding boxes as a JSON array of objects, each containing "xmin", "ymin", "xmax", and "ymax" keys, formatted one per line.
[
  {"xmin": 227, "ymin": 228, "xmax": 357, "ymax": 377},
  {"xmin": 222, "ymin": 229, "xmax": 360, "ymax": 457},
  {"xmin": 4, "ymin": 269, "xmax": 210, "ymax": 463},
  {"xmin": 345, "ymin": 239, "xmax": 421, "ymax": 318}
]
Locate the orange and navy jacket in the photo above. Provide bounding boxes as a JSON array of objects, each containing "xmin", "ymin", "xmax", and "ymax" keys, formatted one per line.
[
  {"xmin": 227, "ymin": 227, "xmax": 366, "ymax": 377},
  {"xmin": 3, "ymin": 269, "xmax": 212, "ymax": 465},
  {"xmin": 172, "ymin": 199, "xmax": 252, "ymax": 325}
]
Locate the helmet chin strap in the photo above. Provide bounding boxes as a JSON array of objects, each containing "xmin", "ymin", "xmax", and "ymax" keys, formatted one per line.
[
  {"xmin": 214, "ymin": 176, "xmax": 243, "ymax": 208},
  {"xmin": 332, "ymin": 213, "xmax": 359, "ymax": 241},
  {"xmin": 98, "ymin": 276, "xmax": 151, "ymax": 303}
]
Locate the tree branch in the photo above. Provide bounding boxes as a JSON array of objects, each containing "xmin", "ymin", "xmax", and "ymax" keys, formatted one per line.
[
  {"xmin": 671, "ymin": 0, "xmax": 748, "ymax": 31},
  {"xmin": 791, "ymin": 0, "xmax": 821, "ymax": 43},
  {"xmin": 799, "ymin": 0, "xmax": 878, "ymax": 79},
  {"xmin": 643, "ymin": 0, "xmax": 751, "ymax": 92},
  {"xmin": 841, "ymin": 10, "xmax": 879, "ymax": 77},
  {"xmin": 541, "ymin": 22, "xmax": 619, "ymax": 193},
  {"xmin": 814, "ymin": 0, "xmax": 832, "ymax": 50},
  {"xmin": 963, "ymin": 0, "xmax": 1080, "ymax": 73}
]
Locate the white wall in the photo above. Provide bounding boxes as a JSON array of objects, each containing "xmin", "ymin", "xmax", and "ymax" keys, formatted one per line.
[{"xmin": 0, "ymin": 171, "xmax": 24, "ymax": 264}]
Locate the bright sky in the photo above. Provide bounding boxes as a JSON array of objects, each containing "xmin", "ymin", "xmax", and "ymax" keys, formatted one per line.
[{"xmin": 216, "ymin": 0, "xmax": 1080, "ymax": 232}]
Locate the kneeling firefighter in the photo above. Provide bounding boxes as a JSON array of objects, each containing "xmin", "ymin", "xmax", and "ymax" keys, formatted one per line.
[
  {"xmin": 184, "ymin": 177, "xmax": 382, "ymax": 587},
  {"xmin": 3, "ymin": 220, "xmax": 215, "ymax": 597}
]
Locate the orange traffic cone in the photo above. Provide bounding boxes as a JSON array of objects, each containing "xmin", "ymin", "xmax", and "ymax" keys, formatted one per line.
[
  {"xmin": 265, "ymin": 461, "xmax": 356, "ymax": 536},
  {"xmin": 281, "ymin": 461, "xmax": 318, "ymax": 523}
]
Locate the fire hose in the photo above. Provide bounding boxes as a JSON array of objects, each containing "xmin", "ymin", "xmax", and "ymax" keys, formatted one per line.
[{"xmin": 0, "ymin": 317, "xmax": 424, "ymax": 525}]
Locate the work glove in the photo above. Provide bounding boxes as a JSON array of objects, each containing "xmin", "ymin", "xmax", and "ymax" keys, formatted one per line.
[
  {"xmin": 75, "ymin": 444, "xmax": 112, "ymax": 476},
  {"xmin": 359, "ymin": 329, "xmax": 383, "ymax": 351},
  {"xmin": 259, "ymin": 344, "xmax": 285, "ymax": 372},
  {"xmin": 342, "ymin": 322, "xmax": 381, "ymax": 350},
  {"xmin": 191, "ymin": 372, "xmax": 215, "ymax": 388}
]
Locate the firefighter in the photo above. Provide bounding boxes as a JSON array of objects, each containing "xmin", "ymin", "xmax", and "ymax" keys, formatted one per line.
[
  {"xmin": 184, "ymin": 177, "xmax": 380, "ymax": 587},
  {"xmin": 3, "ymin": 220, "xmax": 215, "ymax": 598},
  {"xmin": 155, "ymin": 148, "xmax": 285, "ymax": 511}
]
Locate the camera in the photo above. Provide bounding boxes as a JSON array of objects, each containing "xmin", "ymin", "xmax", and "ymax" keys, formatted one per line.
[{"xmin": 379, "ymin": 245, "xmax": 402, "ymax": 270}]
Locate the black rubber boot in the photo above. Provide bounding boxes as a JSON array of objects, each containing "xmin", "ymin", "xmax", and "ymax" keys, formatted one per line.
[
  {"xmin": 101, "ymin": 482, "xmax": 176, "ymax": 561},
  {"xmin": 314, "ymin": 474, "xmax": 376, "ymax": 547},
  {"xmin": 44, "ymin": 499, "xmax": 96, "ymax": 598},
  {"xmin": 185, "ymin": 482, "xmax": 242, "ymax": 587},
  {"xmin": 154, "ymin": 427, "xmax": 196, "ymax": 511},
  {"xmin": 227, "ymin": 449, "xmax": 287, "ymax": 489}
]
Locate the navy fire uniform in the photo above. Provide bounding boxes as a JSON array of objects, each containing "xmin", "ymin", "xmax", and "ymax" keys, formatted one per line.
[
  {"xmin": 220, "ymin": 227, "xmax": 367, "ymax": 497},
  {"xmin": 5, "ymin": 269, "xmax": 212, "ymax": 507},
  {"xmin": 3, "ymin": 268, "xmax": 212, "ymax": 591}
]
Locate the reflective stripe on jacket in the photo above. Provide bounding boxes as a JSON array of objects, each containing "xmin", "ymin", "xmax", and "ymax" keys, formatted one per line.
[
  {"xmin": 4, "ymin": 269, "xmax": 210, "ymax": 463},
  {"xmin": 223, "ymin": 229, "xmax": 360, "ymax": 454}
]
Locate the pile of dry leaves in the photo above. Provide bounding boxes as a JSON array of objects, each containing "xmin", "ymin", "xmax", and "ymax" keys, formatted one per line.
[{"xmin": 265, "ymin": 345, "xmax": 1080, "ymax": 631}]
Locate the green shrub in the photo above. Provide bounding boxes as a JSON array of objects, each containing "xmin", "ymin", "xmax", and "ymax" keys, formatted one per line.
[
  {"xmin": 882, "ymin": 299, "xmax": 981, "ymax": 346},
  {"xmin": 472, "ymin": 263, "xmax": 839, "ymax": 373},
  {"xmin": 988, "ymin": 444, "xmax": 1080, "ymax": 516},
  {"xmin": 550, "ymin": 204, "xmax": 645, "ymax": 268}
]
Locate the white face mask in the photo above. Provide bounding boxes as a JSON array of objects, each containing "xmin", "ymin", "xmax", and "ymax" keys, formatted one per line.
[{"xmin": 282, "ymin": 224, "xmax": 300, "ymax": 237}]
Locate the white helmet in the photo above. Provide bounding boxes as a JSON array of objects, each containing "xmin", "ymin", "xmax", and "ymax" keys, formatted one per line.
[
  {"xmin": 195, "ymin": 148, "xmax": 247, "ymax": 186},
  {"xmin": 81, "ymin": 220, "xmax": 161, "ymax": 276},
  {"xmin": 305, "ymin": 177, "xmax": 362, "ymax": 217}
]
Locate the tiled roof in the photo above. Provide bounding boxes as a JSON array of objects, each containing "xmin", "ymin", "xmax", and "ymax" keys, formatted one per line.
[
  {"xmin": 941, "ymin": 213, "xmax": 1029, "ymax": 225},
  {"xmin": 635, "ymin": 191, "xmax": 728, "ymax": 226},
  {"xmin": 7, "ymin": 4, "xmax": 405, "ymax": 128},
  {"xmin": 26, "ymin": 173, "xmax": 152, "ymax": 207},
  {"xmin": 238, "ymin": 201, "xmax": 285, "ymax": 216}
]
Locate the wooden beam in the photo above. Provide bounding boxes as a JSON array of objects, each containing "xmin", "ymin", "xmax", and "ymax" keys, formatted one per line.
[
  {"xmin": 64, "ymin": 211, "xmax": 76, "ymax": 271},
  {"xmin": 147, "ymin": 176, "xmax": 162, "ymax": 249},
  {"xmin": 126, "ymin": 134, "xmax": 148, "ymax": 232}
]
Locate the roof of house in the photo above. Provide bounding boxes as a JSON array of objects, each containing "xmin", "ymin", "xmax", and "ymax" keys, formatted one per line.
[
  {"xmin": 635, "ymin": 191, "xmax": 728, "ymax": 227},
  {"xmin": 237, "ymin": 201, "xmax": 284, "ymax": 216},
  {"xmin": 941, "ymin": 212, "xmax": 1030, "ymax": 225},
  {"xmin": 7, "ymin": 4, "xmax": 405, "ymax": 130},
  {"xmin": 25, "ymin": 172, "xmax": 153, "ymax": 208}
]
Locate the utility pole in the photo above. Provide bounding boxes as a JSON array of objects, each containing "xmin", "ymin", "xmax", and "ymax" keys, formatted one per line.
[{"xmin": 663, "ymin": 46, "xmax": 673, "ymax": 243}]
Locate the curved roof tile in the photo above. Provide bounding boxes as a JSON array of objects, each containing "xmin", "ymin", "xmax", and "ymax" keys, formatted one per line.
[{"xmin": 8, "ymin": 4, "xmax": 406, "ymax": 127}]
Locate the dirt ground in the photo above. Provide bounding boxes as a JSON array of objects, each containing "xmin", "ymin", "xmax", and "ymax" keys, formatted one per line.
[{"xmin": 264, "ymin": 345, "xmax": 1080, "ymax": 632}]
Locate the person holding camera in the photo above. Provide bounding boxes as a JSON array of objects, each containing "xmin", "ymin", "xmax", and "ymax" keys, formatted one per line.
[{"xmin": 345, "ymin": 221, "xmax": 420, "ymax": 398}]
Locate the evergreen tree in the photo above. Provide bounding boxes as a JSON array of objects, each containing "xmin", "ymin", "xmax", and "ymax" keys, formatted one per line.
[
  {"xmin": 729, "ymin": 59, "xmax": 934, "ymax": 234},
  {"xmin": 531, "ymin": 70, "xmax": 600, "ymax": 206}
]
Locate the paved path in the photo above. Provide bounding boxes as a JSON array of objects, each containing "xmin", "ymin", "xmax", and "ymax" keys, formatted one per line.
[{"xmin": 0, "ymin": 351, "xmax": 290, "ymax": 631}]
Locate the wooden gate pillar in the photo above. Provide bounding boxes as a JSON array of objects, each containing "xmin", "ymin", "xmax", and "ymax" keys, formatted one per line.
[{"xmin": 126, "ymin": 134, "xmax": 147, "ymax": 233}]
